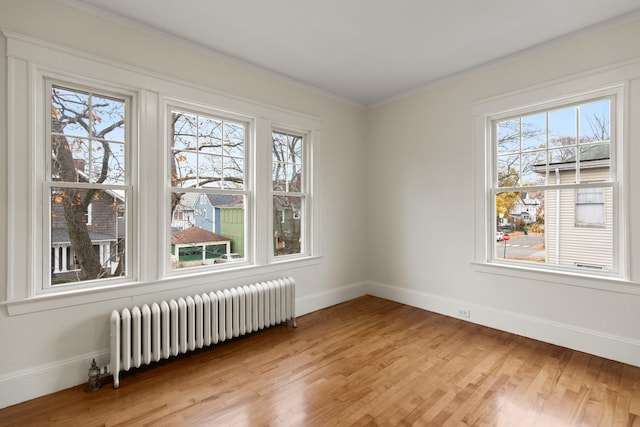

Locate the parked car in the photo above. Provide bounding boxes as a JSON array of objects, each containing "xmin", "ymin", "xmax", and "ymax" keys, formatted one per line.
[
  {"xmin": 496, "ymin": 231, "xmax": 504, "ymax": 241},
  {"xmin": 215, "ymin": 253, "xmax": 242, "ymax": 263}
]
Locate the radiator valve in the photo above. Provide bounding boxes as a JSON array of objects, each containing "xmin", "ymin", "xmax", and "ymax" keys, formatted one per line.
[{"xmin": 85, "ymin": 359, "xmax": 101, "ymax": 392}]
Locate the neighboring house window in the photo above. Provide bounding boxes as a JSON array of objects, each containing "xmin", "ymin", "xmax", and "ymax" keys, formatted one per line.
[
  {"xmin": 85, "ymin": 203, "xmax": 92, "ymax": 226},
  {"xmin": 272, "ymin": 130, "xmax": 306, "ymax": 257},
  {"xmin": 48, "ymin": 83, "xmax": 129, "ymax": 286},
  {"xmin": 474, "ymin": 79, "xmax": 626, "ymax": 280},
  {"xmin": 169, "ymin": 108, "xmax": 248, "ymax": 270},
  {"xmin": 576, "ymin": 187, "xmax": 605, "ymax": 227}
]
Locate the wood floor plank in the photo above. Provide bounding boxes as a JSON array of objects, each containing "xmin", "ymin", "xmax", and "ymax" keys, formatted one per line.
[{"xmin": 1, "ymin": 295, "xmax": 638, "ymax": 426}]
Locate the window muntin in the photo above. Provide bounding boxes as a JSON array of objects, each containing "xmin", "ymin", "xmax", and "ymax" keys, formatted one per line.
[
  {"xmin": 47, "ymin": 83, "xmax": 129, "ymax": 286},
  {"xmin": 272, "ymin": 130, "xmax": 305, "ymax": 257},
  {"xmin": 169, "ymin": 109, "xmax": 249, "ymax": 270},
  {"xmin": 492, "ymin": 96, "xmax": 616, "ymax": 273}
]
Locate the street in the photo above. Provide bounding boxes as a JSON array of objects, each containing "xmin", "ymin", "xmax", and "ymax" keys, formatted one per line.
[{"xmin": 496, "ymin": 232, "xmax": 545, "ymax": 262}]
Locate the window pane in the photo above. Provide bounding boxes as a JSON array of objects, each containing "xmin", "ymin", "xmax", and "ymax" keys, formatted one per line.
[
  {"xmin": 273, "ymin": 162, "xmax": 286, "ymax": 191},
  {"xmin": 521, "ymin": 113, "xmax": 546, "ymax": 151},
  {"xmin": 224, "ymin": 157, "xmax": 244, "ymax": 189},
  {"xmin": 578, "ymin": 144, "xmax": 610, "ymax": 183},
  {"xmin": 51, "ymin": 87, "xmax": 90, "ymax": 138},
  {"xmin": 91, "ymin": 141, "xmax": 125, "ymax": 185},
  {"xmin": 198, "ymin": 153, "xmax": 222, "ymax": 188},
  {"xmin": 51, "ymin": 187, "xmax": 126, "ymax": 284},
  {"xmin": 497, "ymin": 154, "xmax": 519, "ymax": 188},
  {"xmin": 288, "ymin": 164, "xmax": 302, "ymax": 192},
  {"xmin": 171, "ymin": 193, "xmax": 245, "ymax": 269},
  {"xmin": 198, "ymin": 116, "xmax": 222, "ymax": 155},
  {"xmin": 273, "ymin": 195, "xmax": 303, "ymax": 256},
  {"xmin": 548, "ymin": 106, "xmax": 576, "ymax": 148},
  {"xmin": 497, "ymin": 118, "xmax": 520, "ymax": 154},
  {"xmin": 172, "ymin": 151, "xmax": 198, "ymax": 188},
  {"xmin": 92, "ymin": 95, "xmax": 126, "ymax": 142},
  {"xmin": 223, "ymin": 122, "xmax": 245, "ymax": 158},
  {"xmin": 579, "ymin": 99, "xmax": 610, "ymax": 144},
  {"xmin": 521, "ymin": 151, "xmax": 545, "ymax": 186},
  {"xmin": 172, "ymin": 112, "xmax": 197, "ymax": 151},
  {"xmin": 272, "ymin": 131, "xmax": 303, "ymax": 192},
  {"xmin": 548, "ymin": 147, "xmax": 576, "ymax": 184}
]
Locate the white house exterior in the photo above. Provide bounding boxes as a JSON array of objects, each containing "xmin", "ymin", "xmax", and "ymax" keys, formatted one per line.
[{"xmin": 541, "ymin": 146, "xmax": 612, "ymax": 271}]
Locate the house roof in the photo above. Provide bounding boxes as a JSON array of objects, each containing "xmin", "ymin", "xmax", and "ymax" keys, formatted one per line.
[
  {"xmin": 533, "ymin": 144, "xmax": 610, "ymax": 174},
  {"xmin": 205, "ymin": 194, "xmax": 237, "ymax": 207},
  {"xmin": 568, "ymin": 143, "xmax": 610, "ymax": 162},
  {"xmin": 51, "ymin": 228, "xmax": 116, "ymax": 245},
  {"xmin": 216, "ymin": 203, "xmax": 244, "ymax": 209},
  {"xmin": 171, "ymin": 226, "xmax": 230, "ymax": 245}
]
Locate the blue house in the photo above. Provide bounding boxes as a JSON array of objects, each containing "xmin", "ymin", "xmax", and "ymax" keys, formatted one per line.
[{"xmin": 193, "ymin": 194, "xmax": 236, "ymax": 233}]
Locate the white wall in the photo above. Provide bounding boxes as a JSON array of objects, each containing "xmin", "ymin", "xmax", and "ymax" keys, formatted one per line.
[
  {"xmin": 366, "ymin": 18, "xmax": 640, "ymax": 366},
  {"xmin": 0, "ymin": 0, "xmax": 367, "ymax": 408}
]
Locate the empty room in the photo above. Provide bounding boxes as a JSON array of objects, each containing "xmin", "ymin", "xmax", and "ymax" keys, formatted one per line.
[{"xmin": 1, "ymin": 0, "xmax": 640, "ymax": 425}]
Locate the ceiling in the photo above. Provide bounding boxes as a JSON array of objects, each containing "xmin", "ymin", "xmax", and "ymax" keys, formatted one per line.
[{"xmin": 60, "ymin": 0, "xmax": 640, "ymax": 105}]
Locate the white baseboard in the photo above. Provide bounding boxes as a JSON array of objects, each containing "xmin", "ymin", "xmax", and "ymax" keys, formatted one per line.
[
  {"xmin": 366, "ymin": 280, "xmax": 640, "ymax": 368},
  {"xmin": 0, "ymin": 350, "xmax": 110, "ymax": 410},
  {"xmin": 296, "ymin": 281, "xmax": 368, "ymax": 316},
  {"xmin": 0, "ymin": 281, "xmax": 369, "ymax": 410}
]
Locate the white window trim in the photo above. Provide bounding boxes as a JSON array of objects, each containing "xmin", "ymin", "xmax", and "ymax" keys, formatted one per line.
[
  {"xmin": 472, "ymin": 61, "xmax": 640, "ymax": 293},
  {"xmin": 3, "ymin": 32, "xmax": 321, "ymax": 316}
]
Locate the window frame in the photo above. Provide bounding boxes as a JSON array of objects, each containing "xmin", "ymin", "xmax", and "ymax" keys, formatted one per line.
[{"xmin": 472, "ymin": 70, "xmax": 632, "ymax": 288}]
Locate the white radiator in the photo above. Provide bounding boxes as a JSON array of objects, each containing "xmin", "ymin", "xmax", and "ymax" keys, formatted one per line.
[{"xmin": 109, "ymin": 277, "xmax": 296, "ymax": 388}]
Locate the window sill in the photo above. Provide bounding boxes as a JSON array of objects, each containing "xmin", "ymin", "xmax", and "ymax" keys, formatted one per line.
[
  {"xmin": 472, "ymin": 261, "xmax": 640, "ymax": 296},
  {"xmin": 2, "ymin": 256, "xmax": 322, "ymax": 316}
]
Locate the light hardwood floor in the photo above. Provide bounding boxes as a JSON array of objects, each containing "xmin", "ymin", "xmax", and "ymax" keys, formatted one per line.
[{"xmin": 1, "ymin": 295, "xmax": 639, "ymax": 426}]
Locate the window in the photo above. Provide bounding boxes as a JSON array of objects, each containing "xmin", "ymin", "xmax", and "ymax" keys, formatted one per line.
[
  {"xmin": 48, "ymin": 83, "xmax": 130, "ymax": 286},
  {"xmin": 272, "ymin": 130, "xmax": 306, "ymax": 257},
  {"xmin": 169, "ymin": 108, "xmax": 248, "ymax": 270},
  {"xmin": 576, "ymin": 187, "xmax": 605, "ymax": 227},
  {"xmin": 5, "ymin": 34, "xmax": 319, "ymax": 314},
  {"xmin": 476, "ymin": 82, "xmax": 626, "ymax": 279}
]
